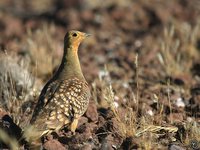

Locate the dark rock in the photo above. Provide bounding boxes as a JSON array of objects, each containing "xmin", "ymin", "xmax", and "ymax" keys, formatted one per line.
[
  {"xmin": 77, "ymin": 117, "xmax": 88, "ymax": 129},
  {"xmin": 80, "ymin": 144, "xmax": 92, "ymax": 150},
  {"xmin": 100, "ymin": 135, "xmax": 114, "ymax": 150},
  {"xmin": 168, "ymin": 144, "xmax": 186, "ymax": 150},
  {"xmin": 120, "ymin": 137, "xmax": 138, "ymax": 150},
  {"xmin": 167, "ymin": 113, "xmax": 184, "ymax": 123},
  {"xmin": 86, "ymin": 101, "xmax": 98, "ymax": 122},
  {"xmin": 43, "ymin": 139, "xmax": 65, "ymax": 150},
  {"xmin": 191, "ymin": 63, "xmax": 200, "ymax": 76}
]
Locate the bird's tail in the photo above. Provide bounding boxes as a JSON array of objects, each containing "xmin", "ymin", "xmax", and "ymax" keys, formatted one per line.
[
  {"xmin": 22, "ymin": 125, "xmax": 50, "ymax": 149},
  {"xmin": 23, "ymin": 125, "xmax": 39, "ymax": 142}
]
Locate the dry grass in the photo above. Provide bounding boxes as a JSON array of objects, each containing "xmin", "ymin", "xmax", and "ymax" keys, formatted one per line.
[
  {"xmin": 158, "ymin": 22, "xmax": 200, "ymax": 77},
  {"xmin": 94, "ymin": 68, "xmax": 181, "ymax": 149},
  {"xmin": 181, "ymin": 121, "xmax": 200, "ymax": 146},
  {"xmin": 0, "ymin": 24, "xmax": 62, "ymax": 148},
  {"xmin": 0, "ymin": 129, "xmax": 19, "ymax": 150},
  {"xmin": 91, "ymin": 21, "xmax": 200, "ymax": 149},
  {"xmin": 94, "ymin": 63, "xmax": 179, "ymax": 147},
  {"xmin": 25, "ymin": 23, "xmax": 62, "ymax": 79},
  {"xmin": 0, "ymin": 52, "xmax": 36, "ymax": 127}
]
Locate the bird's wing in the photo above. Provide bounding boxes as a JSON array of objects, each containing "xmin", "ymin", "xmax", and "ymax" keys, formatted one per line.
[
  {"xmin": 30, "ymin": 80, "xmax": 61, "ymax": 123},
  {"xmin": 30, "ymin": 78, "xmax": 90, "ymax": 124}
]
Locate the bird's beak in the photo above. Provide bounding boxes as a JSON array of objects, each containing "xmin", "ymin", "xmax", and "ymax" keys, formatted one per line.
[{"xmin": 84, "ymin": 33, "xmax": 92, "ymax": 37}]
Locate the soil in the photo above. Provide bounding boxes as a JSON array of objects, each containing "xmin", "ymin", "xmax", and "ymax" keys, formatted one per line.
[{"xmin": 0, "ymin": 0, "xmax": 199, "ymax": 149}]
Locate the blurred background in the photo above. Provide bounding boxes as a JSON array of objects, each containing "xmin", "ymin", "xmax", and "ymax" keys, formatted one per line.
[
  {"xmin": 0, "ymin": 0, "xmax": 199, "ymax": 81},
  {"xmin": 0, "ymin": 0, "xmax": 199, "ymax": 149}
]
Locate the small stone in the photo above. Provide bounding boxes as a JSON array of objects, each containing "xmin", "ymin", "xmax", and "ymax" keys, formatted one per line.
[
  {"xmin": 43, "ymin": 139, "xmax": 65, "ymax": 150},
  {"xmin": 175, "ymin": 98, "xmax": 185, "ymax": 108},
  {"xmin": 167, "ymin": 113, "xmax": 184, "ymax": 123},
  {"xmin": 77, "ymin": 117, "xmax": 88, "ymax": 129},
  {"xmin": 147, "ymin": 109, "xmax": 154, "ymax": 116},
  {"xmin": 80, "ymin": 144, "xmax": 92, "ymax": 150},
  {"xmin": 168, "ymin": 144, "xmax": 186, "ymax": 150},
  {"xmin": 0, "ymin": 108, "xmax": 8, "ymax": 118},
  {"xmin": 86, "ymin": 101, "xmax": 98, "ymax": 122},
  {"xmin": 100, "ymin": 136, "xmax": 113, "ymax": 150},
  {"xmin": 113, "ymin": 101, "xmax": 119, "ymax": 108}
]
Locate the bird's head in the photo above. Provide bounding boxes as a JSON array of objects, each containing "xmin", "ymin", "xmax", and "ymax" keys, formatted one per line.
[{"xmin": 64, "ymin": 30, "xmax": 90, "ymax": 51}]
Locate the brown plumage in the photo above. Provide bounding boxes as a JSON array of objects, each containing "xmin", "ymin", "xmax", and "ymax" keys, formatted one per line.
[{"xmin": 25, "ymin": 30, "xmax": 91, "ymax": 141}]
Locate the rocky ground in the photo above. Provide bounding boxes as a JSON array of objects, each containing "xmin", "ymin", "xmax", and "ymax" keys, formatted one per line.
[{"xmin": 0, "ymin": 0, "xmax": 199, "ymax": 149}]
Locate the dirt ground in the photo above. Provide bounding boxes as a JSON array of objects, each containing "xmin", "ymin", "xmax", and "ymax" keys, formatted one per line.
[{"xmin": 0, "ymin": 0, "xmax": 199, "ymax": 150}]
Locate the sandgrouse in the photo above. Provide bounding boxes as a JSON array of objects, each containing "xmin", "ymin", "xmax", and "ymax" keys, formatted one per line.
[{"xmin": 27, "ymin": 30, "xmax": 91, "ymax": 140}]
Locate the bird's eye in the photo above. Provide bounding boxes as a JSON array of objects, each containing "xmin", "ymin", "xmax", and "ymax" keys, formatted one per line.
[{"xmin": 72, "ymin": 33, "xmax": 77, "ymax": 37}]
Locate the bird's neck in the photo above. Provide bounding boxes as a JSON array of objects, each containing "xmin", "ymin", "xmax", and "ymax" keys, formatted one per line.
[{"xmin": 56, "ymin": 46, "xmax": 85, "ymax": 80}]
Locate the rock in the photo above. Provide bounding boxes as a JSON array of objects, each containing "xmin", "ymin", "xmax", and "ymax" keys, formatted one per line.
[
  {"xmin": 167, "ymin": 113, "xmax": 184, "ymax": 123},
  {"xmin": 78, "ymin": 122, "xmax": 97, "ymax": 136},
  {"xmin": 43, "ymin": 139, "xmax": 65, "ymax": 150},
  {"xmin": 100, "ymin": 135, "xmax": 115, "ymax": 150},
  {"xmin": 186, "ymin": 86, "xmax": 200, "ymax": 117},
  {"xmin": 77, "ymin": 116, "xmax": 88, "ymax": 129},
  {"xmin": 168, "ymin": 144, "xmax": 186, "ymax": 150},
  {"xmin": 191, "ymin": 63, "xmax": 200, "ymax": 76},
  {"xmin": 0, "ymin": 108, "xmax": 8, "ymax": 118},
  {"xmin": 86, "ymin": 101, "xmax": 98, "ymax": 122},
  {"xmin": 120, "ymin": 137, "xmax": 138, "ymax": 150},
  {"xmin": 80, "ymin": 144, "xmax": 93, "ymax": 150}
]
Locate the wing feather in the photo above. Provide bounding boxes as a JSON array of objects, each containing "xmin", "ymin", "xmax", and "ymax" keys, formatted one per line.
[{"xmin": 30, "ymin": 80, "xmax": 61, "ymax": 123}]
